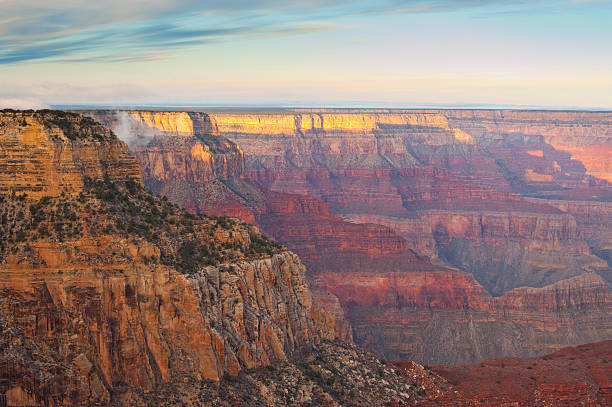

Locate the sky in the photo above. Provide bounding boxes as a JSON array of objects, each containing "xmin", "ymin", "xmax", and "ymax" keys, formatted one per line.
[{"xmin": 0, "ymin": 0, "xmax": 611, "ymax": 109}]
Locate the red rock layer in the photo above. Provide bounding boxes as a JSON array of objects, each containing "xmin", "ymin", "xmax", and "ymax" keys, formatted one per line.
[
  {"xmin": 410, "ymin": 340, "xmax": 612, "ymax": 406},
  {"xmin": 251, "ymin": 161, "xmax": 606, "ymax": 295},
  {"xmin": 527, "ymin": 197, "xmax": 612, "ymax": 274},
  {"xmin": 337, "ymin": 273, "xmax": 612, "ymax": 365},
  {"xmin": 257, "ymin": 189, "xmax": 441, "ymax": 277}
]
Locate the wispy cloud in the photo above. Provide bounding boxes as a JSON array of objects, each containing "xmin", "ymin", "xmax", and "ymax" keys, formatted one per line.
[{"xmin": 0, "ymin": 0, "xmax": 609, "ymax": 64}]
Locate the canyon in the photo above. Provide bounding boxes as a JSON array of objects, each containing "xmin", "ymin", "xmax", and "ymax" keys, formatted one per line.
[
  {"xmin": 0, "ymin": 110, "xmax": 452, "ymax": 406},
  {"xmin": 87, "ymin": 109, "xmax": 612, "ymax": 366},
  {"xmin": 1, "ymin": 109, "xmax": 610, "ymax": 405}
]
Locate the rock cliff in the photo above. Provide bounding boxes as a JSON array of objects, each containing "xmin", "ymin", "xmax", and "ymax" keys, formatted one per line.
[
  {"xmin": 0, "ymin": 110, "xmax": 141, "ymax": 199},
  {"xmin": 0, "ymin": 111, "xmax": 339, "ymax": 406},
  {"xmin": 322, "ymin": 271, "xmax": 612, "ymax": 364}
]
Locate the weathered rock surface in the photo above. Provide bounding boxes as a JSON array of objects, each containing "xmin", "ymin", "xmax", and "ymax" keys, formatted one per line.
[
  {"xmin": 121, "ymin": 340, "xmax": 451, "ymax": 406},
  {"xmin": 0, "ymin": 110, "xmax": 141, "ymax": 199},
  {"xmin": 1, "ymin": 252, "xmax": 334, "ymax": 406},
  {"xmin": 0, "ymin": 111, "xmax": 337, "ymax": 406}
]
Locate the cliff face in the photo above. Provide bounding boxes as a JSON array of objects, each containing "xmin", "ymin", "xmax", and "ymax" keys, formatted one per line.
[
  {"xmin": 440, "ymin": 110, "xmax": 612, "ymax": 185},
  {"xmin": 335, "ymin": 273, "xmax": 612, "ymax": 364},
  {"xmin": 0, "ymin": 111, "xmax": 336, "ymax": 406},
  {"xmin": 0, "ymin": 111, "xmax": 141, "ymax": 199},
  {"xmin": 1, "ymin": 252, "xmax": 331, "ymax": 405},
  {"xmin": 85, "ymin": 109, "xmax": 612, "ymax": 366}
]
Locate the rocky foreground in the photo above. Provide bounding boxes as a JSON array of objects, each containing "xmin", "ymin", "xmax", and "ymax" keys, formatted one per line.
[{"xmin": 411, "ymin": 340, "xmax": 612, "ymax": 406}]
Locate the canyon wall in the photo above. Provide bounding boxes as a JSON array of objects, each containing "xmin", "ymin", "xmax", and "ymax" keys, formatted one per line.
[
  {"xmin": 206, "ymin": 110, "xmax": 611, "ymax": 293},
  {"xmin": 333, "ymin": 272, "xmax": 612, "ymax": 364},
  {"xmin": 439, "ymin": 110, "xmax": 612, "ymax": 185},
  {"xmin": 87, "ymin": 109, "xmax": 612, "ymax": 365},
  {"xmin": 1, "ymin": 252, "xmax": 331, "ymax": 405},
  {"xmin": 0, "ymin": 111, "xmax": 141, "ymax": 198},
  {"xmin": 0, "ymin": 111, "xmax": 335, "ymax": 406}
]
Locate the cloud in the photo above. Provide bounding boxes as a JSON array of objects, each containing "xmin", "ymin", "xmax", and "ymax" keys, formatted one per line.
[{"xmin": 0, "ymin": 0, "xmax": 609, "ymax": 64}]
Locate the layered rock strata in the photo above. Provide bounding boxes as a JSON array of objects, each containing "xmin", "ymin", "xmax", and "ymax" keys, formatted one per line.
[
  {"xmin": 323, "ymin": 272, "xmax": 612, "ymax": 364},
  {"xmin": 86, "ymin": 110, "xmax": 612, "ymax": 365},
  {"xmin": 0, "ymin": 111, "xmax": 336, "ymax": 406},
  {"xmin": 0, "ymin": 110, "xmax": 140, "ymax": 198}
]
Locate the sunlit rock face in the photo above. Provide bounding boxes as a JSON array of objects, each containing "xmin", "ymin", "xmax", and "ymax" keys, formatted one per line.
[
  {"xmin": 0, "ymin": 111, "xmax": 141, "ymax": 199},
  {"xmin": 0, "ymin": 111, "xmax": 335, "ymax": 406},
  {"xmin": 87, "ymin": 109, "xmax": 612, "ymax": 365},
  {"xmin": 439, "ymin": 109, "xmax": 612, "ymax": 185}
]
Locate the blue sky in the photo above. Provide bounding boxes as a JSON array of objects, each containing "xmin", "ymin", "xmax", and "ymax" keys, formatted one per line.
[{"xmin": 0, "ymin": 0, "xmax": 611, "ymax": 108}]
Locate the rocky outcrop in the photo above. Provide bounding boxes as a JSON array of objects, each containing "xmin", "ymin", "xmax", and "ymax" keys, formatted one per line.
[
  {"xmin": 498, "ymin": 272, "xmax": 612, "ymax": 312},
  {"xmin": 420, "ymin": 340, "xmax": 612, "ymax": 407},
  {"xmin": 0, "ymin": 111, "xmax": 336, "ymax": 406},
  {"xmin": 0, "ymin": 110, "xmax": 141, "ymax": 198},
  {"xmin": 121, "ymin": 340, "xmax": 451, "ymax": 406},
  {"xmin": 0, "ymin": 252, "xmax": 333, "ymax": 405}
]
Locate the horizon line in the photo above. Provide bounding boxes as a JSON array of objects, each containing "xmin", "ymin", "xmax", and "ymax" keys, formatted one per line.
[{"xmin": 51, "ymin": 104, "xmax": 612, "ymax": 113}]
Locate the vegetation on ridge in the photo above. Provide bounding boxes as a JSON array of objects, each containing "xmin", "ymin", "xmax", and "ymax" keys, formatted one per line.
[
  {"xmin": 1, "ymin": 109, "xmax": 111, "ymax": 141},
  {"xmin": 0, "ymin": 177, "xmax": 283, "ymax": 273}
]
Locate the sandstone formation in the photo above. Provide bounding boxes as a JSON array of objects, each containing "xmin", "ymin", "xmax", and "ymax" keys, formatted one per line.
[
  {"xmin": 0, "ymin": 110, "xmax": 140, "ymax": 199},
  {"xmin": 0, "ymin": 111, "xmax": 340, "ymax": 406},
  {"xmin": 86, "ymin": 109, "xmax": 612, "ymax": 366}
]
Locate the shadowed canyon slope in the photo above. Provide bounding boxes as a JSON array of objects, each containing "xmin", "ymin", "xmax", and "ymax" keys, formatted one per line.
[{"xmin": 88, "ymin": 109, "xmax": 612, "ymax": 366}]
